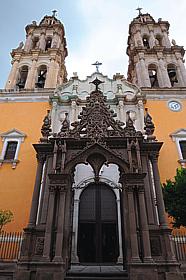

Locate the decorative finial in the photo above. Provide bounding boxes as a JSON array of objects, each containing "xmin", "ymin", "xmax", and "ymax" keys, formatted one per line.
[
  {"xmin": 144, "ymin": 108, "xmax": 155, "ymax": 136},
  {"xmin": 136, "ymin": 7, "xmax": 143, "ymax": 15},
  {"xmin": 92, "ymin": 61, "xmax": 102, "ymax": 72},
  {"xmin": 52, "ymin": 10, "xmax": 57, "ymax": 17},
  {"xmin": 41, "ymin": 110, "xmax": 51, "ymax": 142}
]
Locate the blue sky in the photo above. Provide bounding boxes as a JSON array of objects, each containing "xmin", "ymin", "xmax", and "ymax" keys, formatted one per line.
[{"xmin": 0, "ymin": 0, "xmax": 186, "ymax": 88}]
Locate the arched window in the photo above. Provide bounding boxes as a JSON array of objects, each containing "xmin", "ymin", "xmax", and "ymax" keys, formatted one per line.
[
  {"xmin": 35, "ymin": 65, "xmax": 47, "ymax": 88},
  {"xmin": 45, "ymin": 37, "xmax": 52, "ymax": 50},
  {"xmin": 167, "ymin": 64, "xmax": 178, "ymax": 87},
  {"xmin": 16, "ymin": 66, "xmax": 28, "ymax": 89},
  {"xmin": 148, "ymin": 64, "xmax": 159, "ymax": 88},
  {"xmin": 143, "ymin": 35, "xmax": 150, "ymax": 49},
  {"xmin": 155, "ymin": 35, "xmax": 162, "ymax": 46}
]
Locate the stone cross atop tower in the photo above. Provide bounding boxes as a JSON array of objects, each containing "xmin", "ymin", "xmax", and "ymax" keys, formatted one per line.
[
  {"xmin": 127, "ymin": 12, "xmax": 186, "ymax": 88},
  {"xmin": 5, "ymin": 14, "xmax": 68, "ymax": 90}
]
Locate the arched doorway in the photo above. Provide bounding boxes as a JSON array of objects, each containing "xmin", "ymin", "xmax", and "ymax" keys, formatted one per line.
[{"xmin": 77, "ymin": 183, "xmax": 119, "ymax": 263}]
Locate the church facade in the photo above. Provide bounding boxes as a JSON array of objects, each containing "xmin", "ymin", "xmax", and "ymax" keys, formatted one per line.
[{"xmin": 0, "ymin": 11, "xmax": 186, "ymax": 280}]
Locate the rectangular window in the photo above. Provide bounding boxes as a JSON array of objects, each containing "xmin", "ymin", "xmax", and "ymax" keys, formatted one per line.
[
  {"xmin": 4, "ymin": 141, "xmax": 18, "ymax": 160},
  {"xmin": 180, "ymin": 141, "xmax": 186, "ymax": 159}
]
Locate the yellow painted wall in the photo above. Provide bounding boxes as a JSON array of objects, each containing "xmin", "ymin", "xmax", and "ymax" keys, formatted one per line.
[
  {"xmin": 146, "ymin": 99, "xmax": 186, "ymax": 183},
  {"xmin": 0, "ymin": 102, "xmax": 50, "ymax": 232}
]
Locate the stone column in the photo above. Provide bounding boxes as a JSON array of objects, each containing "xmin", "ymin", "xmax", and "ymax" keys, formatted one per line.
[
  {"xmin": 5, "ymin": 59, "xmax": 19, "ymax": 89},
  {"xmin": 25, "ymin": 58, "xmax": 37, "ymax": 89},
  {"xmin": 39, "ymin": 32, "xmax": 46, "ymax": 51},
  {"xmin": 28, "ymin": 153, "xmax": 45, "ymax": 227},
  {"xmin": 45, "ymin": 59, "xmax": 59, "ymax": 88},
  {"xmin": 158, "ymin": 58, "xmax": 171, "ymax": 87},
  {"xmin": 138, "ymin": 187, "xmax": 153, "ymax": 262},
  {"xmin": 116, "ymin": 196, "xmax": 123, "ymax": 263},
  {"xmin": 24, "ymin": 34, "xmax": 32, "ymax": 52},
  {"xmin": 71, "ymin": 100, "xmax": 77, "ymax": 123},
  {"xmin": 51, "ymin": 100, "xmax": 58, "ymax": 133},
  {"xmin": 125, "ymin": 186, "xmax": 141, "ymax": 262},
  {"xmin": 149, "ymin": 30, "xmax": 155, "ymax": 48},
  {"xmin": 162, "ymin": 30, "xmax": 171, "ymax": 48},
  {"xmin": 43, "ymin": 185, "xmax": 56, "ymax": 261},
  {"xmin": 52, "ymin": 32, "xmax": 60, "ymax": 48},
  {"xmin": 71, "ymin": 197, "xmax": 80, "ymax": 263},
  {"xmin": 134, "ymin": 30, "xmax": 143, "ymax": 47},
  {"xmin": 177, "ymin": 58, "xmax": 186, "ymax": 86},
  {"xmin": 139, "ymin": 56, "xmax": 151, "ymax": 87},
  {"xmin": 141, "ymin": 156, "xmax": 156, "ymax": 225},
  {"xmin": 53, "ymin": 186, "xmax": 66, "ymax": 262},
  {"xmin": 150, "ymin": 153, "xmax": 168, "ymax": 229},
  {"xmin": 118, "ymin": 99, "xmax": 125, "ymax": 122},
  {"xmin": 136, "ymin": 62, "xmax": 143, "ymax": 87},
  {"xmin": 137, "ymin": 100, "xmax": 144, "ymax": 132}
]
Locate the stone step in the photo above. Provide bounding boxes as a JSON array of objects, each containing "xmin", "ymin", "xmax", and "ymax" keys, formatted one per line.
[
  {"xmin": 65, "ymin": 275, "xmax": 129, "ymax": 280},
  {"xmin": 65, "ymin": 271, "xmax": 129, "ymax": 280}
]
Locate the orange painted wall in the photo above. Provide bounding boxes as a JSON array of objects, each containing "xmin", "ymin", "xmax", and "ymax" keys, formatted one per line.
[
  {"xmin": 0, "ymin": 102, "xmax": 50, "ymax": 232},
  {"xmin": 0, "ymin": 99, "xmax": 185, "ymax": 232},
  {"xmin": 146, "ymin": 99, "xmax": 186, "ymax": 183}
]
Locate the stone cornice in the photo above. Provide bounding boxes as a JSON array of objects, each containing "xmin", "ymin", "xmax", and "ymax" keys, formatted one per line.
[
  {"xmin": 0, "ymin": 89, "xmax": 54, "ymax": 103},
  {"xmin": 141, "ymin": 87, "xmax": 186, "ymax": 100}
]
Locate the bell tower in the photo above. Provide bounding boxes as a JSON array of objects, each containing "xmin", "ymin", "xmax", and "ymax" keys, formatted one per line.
[
  {"xmin": 127, "ymin": 11, "xmax": 186, "ymax": 88},
  {"xmin": 5, "ymin": 11, "xmax": 68, "ymax": 90}
]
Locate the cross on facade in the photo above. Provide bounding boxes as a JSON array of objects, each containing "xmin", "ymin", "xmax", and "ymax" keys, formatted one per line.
[
  {"xmin": 92, "ymin": 61, "xmax": 102, "ymax": 72},
  {"xmin": 136, "ymin": 7, "xmax": 143, "ymax": 15},
  {"xmin": 52, "ymin": 10, "xmax": 57, "ymax": 17},
  {"xmin": 90, "ymin": 78, "xmax": 104, "ymax": 91}
]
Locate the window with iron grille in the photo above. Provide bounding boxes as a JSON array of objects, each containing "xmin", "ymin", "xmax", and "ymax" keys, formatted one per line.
[
  {"xmin": 179, "ymin": 141, "xmax": 186, "ymax": 160},
  {"xmin": 4, "ymin": 141, "xmax": 18, "ymax": 160}
]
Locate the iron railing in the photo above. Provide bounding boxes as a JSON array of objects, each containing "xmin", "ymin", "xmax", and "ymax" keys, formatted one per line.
[
  {"xmin": 0, "ymin": 231, "xmax": 23, "ymax": 260},
  {"xmin": 172, "ymin": 228, "xmax": 186, "ymax": 262},
  {"xmin": 0, "ymin": 230, "xmax": 186, "ymax": 262}
]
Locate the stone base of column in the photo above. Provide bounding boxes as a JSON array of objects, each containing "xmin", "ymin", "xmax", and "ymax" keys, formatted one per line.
[
  {"xmin": 16, "ymin": 261, "xmax": 66, "ymax": 280},
  {"xmin": 71, "ymin": 254, "xmax": 79, "ymax": 264},
  {"xmin": 143, "ymin": 256, "xmax": 154, "ymax": 263},
  {"xmin": 128, "ymin": 263, "xmax": 184, "ymax": 280},
  {"xmin": 130, "ymin": 257, "xmax": 142, "ymax": 263},
  {"xmin": 117, "ymin": 255, "xmax": 123, "ymax": 264},
  {"xmin": 52, "ymin": 256, "xmax": 64, "ymax": 263},
  {"xmin": 16, "ymin": 271, "xmax": 31, "ymax": 280},
  {"xmin": 42, "ymin": 255, "xmax": 51, "ymax": 262},
  {"xmin": 36, "ymin": 271, "xmax": 65, "ymax": 280}
]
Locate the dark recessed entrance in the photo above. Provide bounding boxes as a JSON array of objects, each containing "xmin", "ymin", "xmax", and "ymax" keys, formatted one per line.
[{"xmin": 77, "ymin": 183, "xmax": 119, "ymax": 263}]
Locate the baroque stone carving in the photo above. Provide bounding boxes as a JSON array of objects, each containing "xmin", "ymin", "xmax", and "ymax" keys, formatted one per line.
[
  {"xmin": 58, "ymin": 87, "xmax": 142, "ymax": 143},
  {"xmin": 144, "ymin": 108, "xmax": 155, "ymax": 136},
  {"xmin": 35, "ymin": 237, "xmax": 44, "ymax": 255},
  {"xmin": 150, "ymin": 237, "xmax": 162, "ymax": 256},
  {"xmin": 41, "ymin": 110, "xmax": 51, "ymax": 140}
]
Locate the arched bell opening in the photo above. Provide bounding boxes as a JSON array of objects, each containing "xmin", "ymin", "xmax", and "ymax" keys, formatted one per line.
[
  {"xmin": 167, "ymin": 64, "xmax": 178, "ymax": 87},
  {"xmin": 142, "ymin": 35, "xmax": 150, "ymax": 49},
  {"xmin": 16, "ymin": 65, "xmax": 29, "ymax": 89},
  {"xmin": 148, "ymin": 64, "xmax": 159, "ymax": 88},
  {"xmin": 35, "ymin": 65, "xmax": 47, "ymax": 88},
  {"xmin": 77, "ymin": 182, "xmax": 119, "ymax": 264}
]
